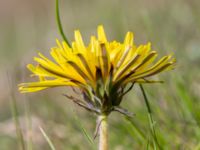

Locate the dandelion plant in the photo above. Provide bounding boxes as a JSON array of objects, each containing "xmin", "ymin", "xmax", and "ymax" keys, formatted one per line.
[{"xmin": 18, "ymin": 1, "xmax": 175, "ymax": 150}]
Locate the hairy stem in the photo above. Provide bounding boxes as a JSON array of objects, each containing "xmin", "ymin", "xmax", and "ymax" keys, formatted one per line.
[{"xmin": 98, "ymin": 115, "xmax": 108, "ymax": 150}]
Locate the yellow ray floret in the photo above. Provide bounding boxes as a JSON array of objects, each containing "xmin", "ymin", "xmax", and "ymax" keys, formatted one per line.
[{"xmin": 18, "ymin": 25, "xmax": 175, "ymax": 93}]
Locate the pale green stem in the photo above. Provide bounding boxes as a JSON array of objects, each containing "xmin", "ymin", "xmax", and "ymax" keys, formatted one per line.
[{"xmin": 98, "ymin": 115, "xmax": 108, "ymax": 150}]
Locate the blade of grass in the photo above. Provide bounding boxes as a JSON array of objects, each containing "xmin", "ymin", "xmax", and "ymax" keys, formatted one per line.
[
  {"xmin": 24, "ymin": 98, "xmax": 33, "ymax": 150},
  {"xmin": 176, "ymin": 81, "xmax": 200, "ymax": 140},
  {"xmin": 125, "ymin": 117, "xmax": 154, "ymax": 149},
  {"xmin": 10, "ymin": 96, "xmax": 26, "ymax": 150},
  {"xmin": 139, "ymin": 84, "xmax": 163, "ymax": 150},
  {"xmin": 39, "ymin": 126, "xmax": 56, "ymax": 150},
  {"xmin": 55, "ymin": 97, "xmax": 95, "ymax": 149},
  {"xmin": 73, "ymin": 112, "xmax": 95, "ymax": 148},
  {"xmin": 55, "ymin": 0, "xmax": 70, "ymax": 46},
  {"xmin": 146, "ymin": 139, "xmax": 150, "ymax": 150},
  {"xmin": 124, "ymin": 117, "xmax": 146, "ymax": 142},
  {"xmin": 177, "ymin": 81, "xmax": 200, "ymax": 127},
  {"xmin": 7, "ymin": 73, "xmax": 25, "ymax": 150}
]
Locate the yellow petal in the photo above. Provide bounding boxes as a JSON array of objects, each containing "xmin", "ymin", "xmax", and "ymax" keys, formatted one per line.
[
  {"xmin": 19, "ymin": 80, "xmax": 76, "ymax": 93},
  {"xmin": 19, "ymin": 87, "xmax": 48, "ymax": 93},
  {"xmin": 133, "ymin": 51, "xmax": 158, "ymax": 71},
  {"xmin": 113, "ymin": 54, "xmax": 140, "ymax": 81},
  {"xmin": 123, "ymin": 32, "xmax": 134, "ymax": 47},
  {"xmin": 124, "ymin": 60, "xmax": 174, "ymax": 84},
  {"xmin": 33, "ymin": 55, "xmax": 87, "ymax": 84},
  {"xmin": 98, "ymin": 44, "xmax": 111, "ymax": 81},
  {"xmin": 97, "ymin": 25, "xmax": 107, "ymax": 43},
  {"xmin": 74, "ymin": 30, "xmax": 86, "ymax": 50},
  {"xmin": 77, "ymin": 53, "xmax": 96, "ymax": 80}
]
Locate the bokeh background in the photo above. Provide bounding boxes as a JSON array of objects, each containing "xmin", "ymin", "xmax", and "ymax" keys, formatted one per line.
[{"xmin": 1, "ymin": 0, "xmax": 200, "ymax": 149}]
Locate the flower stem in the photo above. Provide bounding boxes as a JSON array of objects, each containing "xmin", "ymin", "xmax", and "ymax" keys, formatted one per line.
[{"xmin": 98, "ymin": 115, "xmax": 108, "ymax": 150}]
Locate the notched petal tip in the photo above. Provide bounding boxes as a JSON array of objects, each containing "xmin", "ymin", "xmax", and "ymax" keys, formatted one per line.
[
  {"xmin": 74, "ymin": 30, "xmax": 85, "ymax": 50},
  {"xmin": 26, "ymin": 64, "xmax": 35, "ymax": 70},
  {"xmin": 97, "ymin": 25, "xmax": 107, "ymax": 43},
  {"xmin": 124, "ymin": 32, "xmax": 134, "ymax": 47},
  {"xmin": 56, "ymin": 38, "xmax": 63, "ymax": 49},
  {"xmin": 18, "ymin": 83, "xmax": 26, "ymax": 93}
]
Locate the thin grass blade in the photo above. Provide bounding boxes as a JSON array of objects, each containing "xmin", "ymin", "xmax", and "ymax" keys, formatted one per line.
[
  {"xmin": 7, "ymin": 73, "xmax": 26, "ymax": 150},
  {"xmin": 55, "ymin": 0, "xmax": 70, "ymax": 46},
  {"xmin": 39, "ymin": 126, "xmax": 56, "ymax": 150},
  {"xmin": 74, "ymin": 113, "xmax": 95, "ymax": 147},
  {"xmin": 139, "ymin": 84, "xmax": 163, "ymax": 150}
]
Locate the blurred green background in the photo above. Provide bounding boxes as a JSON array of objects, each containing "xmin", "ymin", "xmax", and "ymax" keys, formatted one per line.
[{"xmin": 1, "ymin": 0, "xmax": 200, "ymax": 149}]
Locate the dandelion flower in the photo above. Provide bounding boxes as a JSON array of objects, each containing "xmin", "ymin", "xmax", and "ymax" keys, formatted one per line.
[{"xmin": 19, "ymin": 25, "xmax": 175, "ymax": 116}]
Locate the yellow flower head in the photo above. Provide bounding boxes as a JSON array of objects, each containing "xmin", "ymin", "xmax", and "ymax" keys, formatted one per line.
[{"xmin": 19, "ymin": 25, "xmax": 175, "ymax": 115}]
